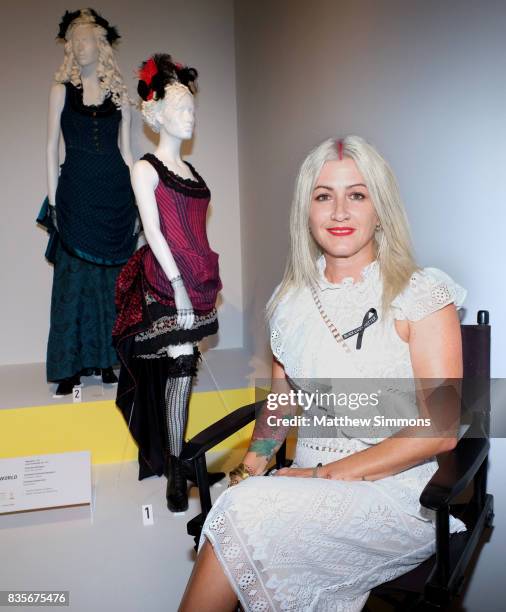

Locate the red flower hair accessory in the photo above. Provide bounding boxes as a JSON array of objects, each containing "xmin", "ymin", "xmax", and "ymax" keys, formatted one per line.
[
  {"xmin": 137, "ymin": 54, "xmax": 198, "ymax": 102},
  {"xmin": 138, "ymin": 57, "xmax": 158, "ymax": 101}
]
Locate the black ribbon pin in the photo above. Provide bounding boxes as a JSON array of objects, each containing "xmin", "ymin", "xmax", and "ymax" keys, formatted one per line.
[{"xmin": 342, "ymin": 308, "xmax": 378, "ymax": 350}]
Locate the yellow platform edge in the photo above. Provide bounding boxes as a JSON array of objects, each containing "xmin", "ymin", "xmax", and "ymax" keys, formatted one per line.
[{"xmin": 0, "ymin": 387, "xmax": 255, "ymax": 464}]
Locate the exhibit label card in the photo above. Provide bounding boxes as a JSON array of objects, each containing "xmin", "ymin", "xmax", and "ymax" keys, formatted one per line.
[{"xmin": 0, "ymin": 451, "xmax": 91, "ymax": 514}]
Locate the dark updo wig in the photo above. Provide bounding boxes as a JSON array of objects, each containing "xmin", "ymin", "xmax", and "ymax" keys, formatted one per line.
[{"xmin": 137, "ymin": 53, "xmax": 198, "ymax": 102}]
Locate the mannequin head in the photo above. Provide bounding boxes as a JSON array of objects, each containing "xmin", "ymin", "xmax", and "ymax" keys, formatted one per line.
[
  {"xmin": 157, "ymin": 87, "xmax": 195, "ymax": 140},
  {"xmin": 54, "ymin": 8, "xmax": 127, "ymax": 106},
  {"xmin": 71, "ymin": 23, "xmax": 99, "ymax": 68},
  {"xmin": 138, "ymin": 54, "xmax": 198, "ymax": 135}
]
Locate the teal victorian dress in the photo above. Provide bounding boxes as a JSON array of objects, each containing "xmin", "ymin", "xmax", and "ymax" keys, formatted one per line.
[{"xmin": 40, "ymin": 82, "xmax": 137, "ymax": 382}]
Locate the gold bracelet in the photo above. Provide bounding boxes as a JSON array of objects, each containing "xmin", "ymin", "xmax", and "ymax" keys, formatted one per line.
[{"xmin": 228, "ymin": 462, "xmax": 255, "ymax": 487}]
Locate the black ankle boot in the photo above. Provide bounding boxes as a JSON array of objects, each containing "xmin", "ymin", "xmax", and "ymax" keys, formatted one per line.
[
  {"xmin": 101, "ymin": 368, "xmax": 118, "ymax": 384},
  {"xmin": 165, "ymin": 455, "xmax": 188, "ymax": 512},
  {"xmin": 54, "ymin": 375, "xmax": 81, "ymax": 397}
]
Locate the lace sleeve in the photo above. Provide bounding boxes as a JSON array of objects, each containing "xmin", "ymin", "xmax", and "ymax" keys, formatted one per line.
[
  {"xmin": 268, "ymin": 285, "xmax": 294, "ymax": 365},
  {"xmin": 270, "ymin": 324, "xmax": 284, "ymax": 363},
  {"xmin": 392, "ymin": 267, "xmax": 466, "ymax": 322}
]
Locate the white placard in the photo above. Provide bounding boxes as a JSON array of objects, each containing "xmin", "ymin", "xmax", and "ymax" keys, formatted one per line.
[
  {"xmin": 0, "ymin": 451, "xmax": 91, "ymax": 514},
  {"xmin": 73, "ymin": 386, "xmax": 82, "ymax": 403},
  {"xmin": 142, "ymin": 504, "xmax": 154, "ymax": 526}
]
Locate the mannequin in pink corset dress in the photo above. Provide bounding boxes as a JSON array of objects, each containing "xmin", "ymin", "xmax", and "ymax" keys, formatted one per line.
[{"xmin": 113, "ymin": 54, "xmax": 221, "ymax": 513}]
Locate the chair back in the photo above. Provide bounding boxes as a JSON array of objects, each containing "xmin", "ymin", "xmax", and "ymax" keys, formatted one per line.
[{"xmin": 460, "ymin": 311, "xmax": 491, "ymax": 438}]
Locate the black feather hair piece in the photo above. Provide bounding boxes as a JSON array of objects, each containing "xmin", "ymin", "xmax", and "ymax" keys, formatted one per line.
[
  {"xmin": 57, "ymin": 8, "xmax": 121, "ymax": 45},
  {"xmin": 137, "ymin": 53, "xmax": 198, "ymax": 102}
]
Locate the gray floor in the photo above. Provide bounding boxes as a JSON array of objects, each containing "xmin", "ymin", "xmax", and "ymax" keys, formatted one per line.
[
  {"xmin": 0, "ymin": 351, "xmax": 252, "ymax": 611},
  {"xmin": 1, "ymin": 354, "xmax": 504, "ymax": 611},
  {"xmin": 2, "ymin": 453, "xmax": 504, "ymax": 612},
  {"xmin": 1, "ymin": 455, "xmax": 241, "ymax": 612},
  {"xmin": 0, "ymin": 348, "xmax": 253, "ymax": 410}
]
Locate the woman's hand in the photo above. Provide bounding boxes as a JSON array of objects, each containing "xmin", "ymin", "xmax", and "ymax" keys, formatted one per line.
[
  {"xmin": 228, "ymin": 463, "xmax": 255, "ymax": 488},
  {"xmin": 274, "ymin": 464, "xmax": 363, "ymax": 480},
  {"xmin": 228, "ymin": 453, "xmax": 269, "ymax": 487},
  {"xmin": 274, "ymin": 467, "xmax": 316, "ymax": 478}
]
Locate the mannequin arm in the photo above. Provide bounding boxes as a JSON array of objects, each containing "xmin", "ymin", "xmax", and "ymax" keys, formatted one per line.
[
  {"xmin": 132, "ymin": 160, "xmax": 180, "ymax": 278},
  {"xmin": 119, "ymin": 102, "xmax": 134, "ymax": 171},
  {"xmin": 46, "ymin": 83, "xmax": 66, "ymax": 207},
  {"xmin": 132, "ymin": 160, "xmax": 194, "ymax": 328}
]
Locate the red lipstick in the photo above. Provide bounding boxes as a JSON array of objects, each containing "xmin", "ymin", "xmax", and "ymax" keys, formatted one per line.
[{"xmin": 326, "ymin": 227, "xmax": 355, "ymax": 236}]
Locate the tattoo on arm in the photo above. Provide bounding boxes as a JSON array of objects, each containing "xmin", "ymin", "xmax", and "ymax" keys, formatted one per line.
[
  {"xmin": 249, "ymin": 439, "xmax": 279, "ymax": 458},
  {"xmin": 247, "ymin": 397, "xmax": 297, "ymax": 461}
]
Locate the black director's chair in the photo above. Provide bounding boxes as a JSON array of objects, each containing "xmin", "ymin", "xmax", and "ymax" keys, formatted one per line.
[{"xmin": 181, "ymin": 311, "xmax": 494, "ymax": 611}]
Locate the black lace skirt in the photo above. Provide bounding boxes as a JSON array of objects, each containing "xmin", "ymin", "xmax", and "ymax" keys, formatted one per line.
[{"xmin": 131, "ymin": 291, "xmax": 218, "ymax": 358}]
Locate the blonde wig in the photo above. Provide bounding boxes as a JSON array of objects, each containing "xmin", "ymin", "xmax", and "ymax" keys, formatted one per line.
[
  {"xmin": 140, "ymin": 83, "xmax": 192, "ymax": 134},
  {"xmin": 54, "ymin": 9, "xmax": 127, "ymax": 107},
  {"xmin": 267, "ymin": 136, "xmax": 418, "ymax": 319}
]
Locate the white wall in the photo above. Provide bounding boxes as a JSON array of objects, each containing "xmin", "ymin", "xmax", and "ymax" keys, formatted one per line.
[
  {"xmin": 0, "ymin": 0, "xmax": 243, "ymax": 366},
  {"xmin": 234, "ymin": 1, "xmax": 505, "ymax": 608},
  {"xmin": 235, "ymin": 0, "xmax": 506, "ymax": 378}
]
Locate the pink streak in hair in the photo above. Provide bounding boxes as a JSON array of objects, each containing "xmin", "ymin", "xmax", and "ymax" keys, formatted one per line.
[{"xmin": 337, "ymin": 139, "xmax": 344, "ymax": 161}]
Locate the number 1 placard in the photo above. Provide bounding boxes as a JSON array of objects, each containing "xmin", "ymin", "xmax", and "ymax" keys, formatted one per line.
[{"xmin": 142, "ymin": 504, "xmax": 154, "ymax": 526}]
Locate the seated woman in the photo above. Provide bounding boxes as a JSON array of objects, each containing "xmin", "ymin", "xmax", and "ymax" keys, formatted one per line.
[{"xmin": 179, "ymin": 136, "xmax": 466, "ymax": 612}]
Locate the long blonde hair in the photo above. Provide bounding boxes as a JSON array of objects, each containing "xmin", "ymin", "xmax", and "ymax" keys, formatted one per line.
[
  {"xmin": 267, "ymin": 136, "xmax": 417, "ymax": 319},
  {"xmin": 54, "ymin": 9, "xmax": 128, "ymax": 107}
]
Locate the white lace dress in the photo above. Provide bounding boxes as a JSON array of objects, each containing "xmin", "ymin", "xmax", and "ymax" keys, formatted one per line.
[{"xmin": 200, "ymin": 260, "xmax": 467, "ymax": 612}]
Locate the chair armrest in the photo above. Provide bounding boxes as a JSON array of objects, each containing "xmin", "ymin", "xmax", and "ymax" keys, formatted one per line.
[
  {"xmin": 420, "ymin": 437, "xmax": 489, "ymax": 510},
  {"xmin": 180, "ymin": 400, "xmax": 263, "ymax": 462}
]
